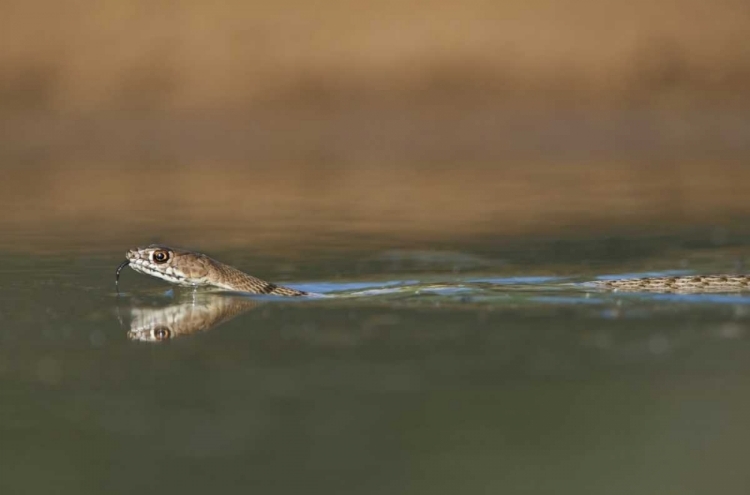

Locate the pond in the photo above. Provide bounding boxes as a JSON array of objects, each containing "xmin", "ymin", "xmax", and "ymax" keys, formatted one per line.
[{"xmin": 2, "ymin": 238, "xmax": 749, "ymax": 494}]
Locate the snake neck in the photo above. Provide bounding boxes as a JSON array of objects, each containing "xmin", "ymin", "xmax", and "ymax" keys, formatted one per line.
[{"xmin": 211, "ymin": 261, "xmax": 308, "ymax": 296}]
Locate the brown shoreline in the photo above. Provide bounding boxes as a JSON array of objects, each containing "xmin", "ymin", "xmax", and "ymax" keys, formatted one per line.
[{"xmin": 2, "ymin": 155, "xmax": 749, "ymax": 253}]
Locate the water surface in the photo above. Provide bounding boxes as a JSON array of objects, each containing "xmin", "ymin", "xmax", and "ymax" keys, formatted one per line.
[{"xmin": 2, "ymin": 243, "xmax": 750, "ymax": 494}]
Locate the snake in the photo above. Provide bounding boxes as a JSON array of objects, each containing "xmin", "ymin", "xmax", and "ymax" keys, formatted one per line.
[
  {"xmin": 116, "ymin": 245, "xmax": 308, "ymax": 296},
  {"xmin": 116, "ymin": 245, "xmax": 750, "ymax": 295}
]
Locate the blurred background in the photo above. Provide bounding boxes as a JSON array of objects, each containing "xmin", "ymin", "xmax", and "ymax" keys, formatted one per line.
[{"xmin": 2, "ymin": 0, "xmax": 750, "ymax": 254}]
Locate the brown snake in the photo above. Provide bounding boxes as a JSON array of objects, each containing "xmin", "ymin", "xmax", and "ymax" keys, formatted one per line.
[
  {"xmin": 116, "ymin": 245, "xmax": 750, "ymax": 295},
  {"xmin": 116, "ymin": 245, "xmax": 308, "ymax": 296}
]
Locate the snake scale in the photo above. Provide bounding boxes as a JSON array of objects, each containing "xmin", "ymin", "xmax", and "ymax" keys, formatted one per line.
[
  {"xmin": 591, "ymin": 274, "xmax": 750, "ymax": 292},
  {"xmin": 116, "ymin": 245, "xmax": 750, "ymax": 295}
]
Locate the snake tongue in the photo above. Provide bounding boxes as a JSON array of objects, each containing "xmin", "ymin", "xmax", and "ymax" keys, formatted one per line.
[{"xmin": 115, "ymin": 260, "xmax": 130, "ymax": 292}]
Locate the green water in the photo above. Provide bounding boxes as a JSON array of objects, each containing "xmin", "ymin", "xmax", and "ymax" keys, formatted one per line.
[{"xmin": 2, "ymin": 244, "xmax": 750, "ymax": 494}]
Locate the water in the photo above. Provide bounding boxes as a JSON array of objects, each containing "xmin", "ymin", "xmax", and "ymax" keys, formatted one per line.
[{"xmin": 2, "ymin": 244, "xmax": 750, "ymax": 494}]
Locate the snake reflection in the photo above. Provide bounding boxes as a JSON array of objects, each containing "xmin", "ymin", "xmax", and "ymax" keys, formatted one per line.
[{"xmin": 125, "ymin": 294, "xmax": 259, "ymax": 342}]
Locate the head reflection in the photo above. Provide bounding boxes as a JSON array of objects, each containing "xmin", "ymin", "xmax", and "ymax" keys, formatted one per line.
[{"xmin": 126, "ymin": 294, "xmax": 258, "ymax": 343}]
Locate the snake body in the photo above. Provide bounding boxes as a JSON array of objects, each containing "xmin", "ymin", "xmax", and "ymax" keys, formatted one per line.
[
  {"xmin": 591, "ymin": 274, "xmax": 750, "ymax": 293},
  {"xmin": 118, "ymin": 245, "xmax": 307, "ymax": 296}
]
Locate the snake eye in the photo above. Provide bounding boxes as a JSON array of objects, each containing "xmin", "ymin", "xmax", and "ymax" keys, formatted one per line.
[
  {"xmin": 152, "ymin": 250, "xmax": 170, "ymax": 264},
  {"xmin": 153, "ymin": 327, "xmax": 171, "ymax": 341}
]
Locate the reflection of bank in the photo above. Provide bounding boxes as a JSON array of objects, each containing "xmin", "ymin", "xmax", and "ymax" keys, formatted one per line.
[{"xmin": 125, "ymin": 294, "xmax": 259, "ymax": 343}]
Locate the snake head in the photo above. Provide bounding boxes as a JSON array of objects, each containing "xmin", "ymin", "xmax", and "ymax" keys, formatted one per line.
[{"xmin": 125, "ymin": 245, "xmax": 213, "ymax": 287}]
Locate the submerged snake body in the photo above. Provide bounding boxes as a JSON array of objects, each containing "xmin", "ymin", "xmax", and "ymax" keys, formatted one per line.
[{"xmin": 121, "ymin": 245, "xmax": 307, "ymax": 296}]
